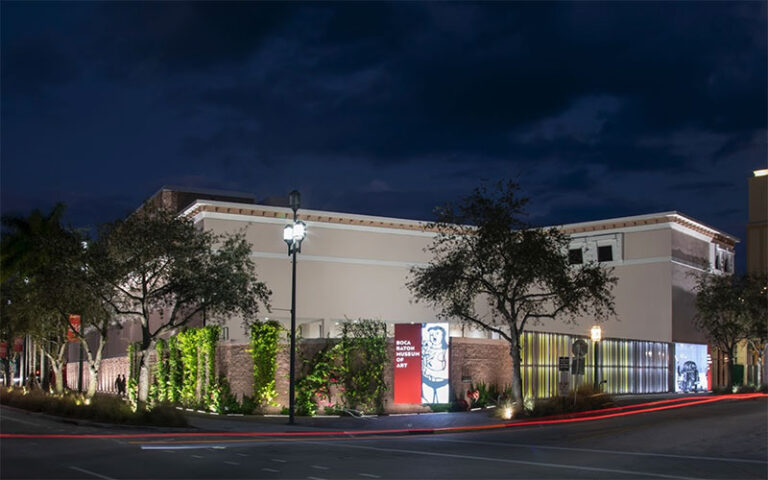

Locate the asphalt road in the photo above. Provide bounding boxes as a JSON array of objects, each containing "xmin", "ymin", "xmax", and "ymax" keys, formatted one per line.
[{"xmin": 1, "ymin": 397, "xmax": 766, "ymax": 480}]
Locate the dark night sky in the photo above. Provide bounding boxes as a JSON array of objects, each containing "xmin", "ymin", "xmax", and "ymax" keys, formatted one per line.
[{"xmin": 2, "ymin": 2, "xmax": 766, "ymax": 272}]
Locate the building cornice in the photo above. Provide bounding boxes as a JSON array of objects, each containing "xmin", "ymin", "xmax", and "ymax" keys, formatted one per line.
[{"xmin": 181, "ymin": 201, "xmax": 738, "ymax": 249}]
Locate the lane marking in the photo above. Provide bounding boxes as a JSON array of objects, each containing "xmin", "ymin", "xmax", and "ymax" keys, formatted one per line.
[
  {"xmin": 307, "ymin": 477, "xmax": 326, "ymax": 480},
  {"xmin": 311, "ymin": 465, "xmax": 329, "ymax": 470},
  {"xmin": 224, "ymin": 461, "xmax": 239, "ymax": 466},
  {"xmin": 311, "ymin": 441, "xmax": 701, "ymax": 480},
  {"xmin": 69, "ymin": 466, "xmax": 116, "ymax": 480},
  {"xmin": 191, "ymin": 454, "xmax": 204, "ymax": 459},
  {"xmin": 237, "ymin": 453, "xmax": 250, "ymax": 457},
  {"xmin": 262, "ymin": 468, "xmax": 280, "ymax": 473},
  {"xmin": 437, "ymin": 438, "xmax": 768, "ymax": 465},
  {"xmin": 359, "ymin": 474, "xmax": 381, "ymax": 478},
  {"xmin": 272, "ymin": 458, "xmax": 287, "ymax": 463},
  {"xmin": 142, "ymin": 445, "xmax": 220, "ymax": 450}
]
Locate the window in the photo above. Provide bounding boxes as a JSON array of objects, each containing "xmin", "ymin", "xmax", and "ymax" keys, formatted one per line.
[
  {"xmin": 597, "ymin": 245, "xmax": 613, "ymax": 262},
  {"xmin": 221, "ymin": 326, "xmax": 229, "ymax": 341},
  {"xmin": 568, "ymin": 248, "xmax": 583, "ymax": 265}
]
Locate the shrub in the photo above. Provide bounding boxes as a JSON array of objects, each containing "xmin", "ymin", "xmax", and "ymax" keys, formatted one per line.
[
  {"xmin": 733, "ymin": 384, "xmax": 757, "ymax": 394},
  {"xmin": 427, "ymin": 403, "xmax": 452, "ymax": 413},
  {"xmin": 0, "ymin": 387, "xmax": 188, "ymax": 427},
  {"xmin": 467, "ymin": 382, "xmax": 499, "ymax": 408},
  {"xmin": 493, "ymin": 385, "xmax": 615, "ymax": 419}
]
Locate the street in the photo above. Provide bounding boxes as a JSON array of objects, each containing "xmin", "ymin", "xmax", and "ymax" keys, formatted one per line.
[{"xmin": 1, "ymin": 397, "xmax": 766, "ymax": 479}]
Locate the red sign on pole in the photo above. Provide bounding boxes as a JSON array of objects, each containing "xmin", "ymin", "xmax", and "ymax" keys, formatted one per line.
[
  {"xmin": 0, "ymin": 342, "xmax": 7, "ymax": 359},
  {"xmin": 394, "ymin": 323, "xmax": 422, "ymax": 404},
  {"xmin": 67, "ymin": 314, "xmax": 81, "ymax": 342},
  {"xmin": 13, "ymin": 337, "xmax": 23, "ymax": 353}
]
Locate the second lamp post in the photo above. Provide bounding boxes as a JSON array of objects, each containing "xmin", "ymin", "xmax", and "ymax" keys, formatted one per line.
[
  {"xmin": 283, "ymin": 190, "xmax": 306, "ymax": 425},
  {"xmin": 591, "ymin": 324, "xmax": 602, "ymax": 391}
]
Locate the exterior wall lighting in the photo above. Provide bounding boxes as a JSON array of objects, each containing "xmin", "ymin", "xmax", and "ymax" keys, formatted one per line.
[
  {"xmin": 284, "ymin": 190, "xmax": 306, "ymax": 425},
  {"xmin": 591, "ymin": 325, "xmax": 602, "ymax": 342}
]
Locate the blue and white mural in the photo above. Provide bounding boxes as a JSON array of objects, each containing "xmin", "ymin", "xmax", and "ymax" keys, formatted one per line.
[{"xmin": 675, "ymin": 343, "xmax": 708, "ymax": 393}]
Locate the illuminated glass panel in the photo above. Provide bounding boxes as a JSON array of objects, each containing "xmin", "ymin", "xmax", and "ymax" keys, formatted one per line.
[{"xmin": 520, "ymin": 332, "xmax": 670, "ymax": 398}]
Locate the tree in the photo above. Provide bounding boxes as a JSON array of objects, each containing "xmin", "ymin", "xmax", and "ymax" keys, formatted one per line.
[
  {"xmin": 408, "ymin": 181, "xmax": 616, "ymax": 407},
  {"xmin": 1, "ymin": 204, "xmax": 112, "ymax": 396},
  {"xmin": 2, "ymin": 205, "xmax": 78, "ymax": 393},
  {"xmin": 90, "ymin": 208, "xmax": 271, "ymax": 405},
  {"xmin": 694, "ymin": 274, "xmax": 768, "ymax": 388}
]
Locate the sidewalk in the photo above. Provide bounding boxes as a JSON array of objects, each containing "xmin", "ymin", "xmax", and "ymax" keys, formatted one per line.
[{"xmin": 183, "ymin": 392, "xmax": 712, "ymax": 435}]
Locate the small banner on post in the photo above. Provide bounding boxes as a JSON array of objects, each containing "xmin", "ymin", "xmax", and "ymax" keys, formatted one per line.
[
  {"xmin": 67, "ymin": 314, "xmax": 81, "ymax": 342},
  {"xmin": 0, "ymin": 341, "xmax": 7, "ymax": 359}
]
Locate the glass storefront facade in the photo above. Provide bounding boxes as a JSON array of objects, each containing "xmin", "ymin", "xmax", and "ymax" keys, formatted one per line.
[{"xmin": 521, "ymin": 331, "xmax": 671, "ymax": 398}]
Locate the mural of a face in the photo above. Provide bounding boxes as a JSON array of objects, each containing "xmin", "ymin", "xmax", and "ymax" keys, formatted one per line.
[{"xmin": 422, "ymin": 323, "xmax": 449, "ymax": 403}]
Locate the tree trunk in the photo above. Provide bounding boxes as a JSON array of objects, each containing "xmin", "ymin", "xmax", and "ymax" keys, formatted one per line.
[
  {"xmin": 54, "ymin": 363, "xmax": 64, "ymax": 393},
  {"xmin": 44, "ymin": 343, "xmax": 67, "ymax": 394},
  {"xmin": 86, "ymin": 341, "xmax": 105, "ymax": 398},
  {"xmin": 509, "ymin": 338, "xmax": 524, "ymax": 408},
  {"xmin": 138, "ymin": 348, "xmax": 152, "ymax": 405}
]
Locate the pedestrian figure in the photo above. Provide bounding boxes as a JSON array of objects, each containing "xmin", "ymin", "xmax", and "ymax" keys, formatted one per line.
[{"xmin": 115, "ymin": 374, "xmax": 126, "ymax": 396}]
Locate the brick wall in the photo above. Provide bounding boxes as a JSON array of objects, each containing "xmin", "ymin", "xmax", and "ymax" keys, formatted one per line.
[
  {"xmin": 66, "ymin": 337, "xmax": 515, "ymax": 413},
  {"xmin": 449, "ymin": 337, "xmax": 512, "ymax": 401}
]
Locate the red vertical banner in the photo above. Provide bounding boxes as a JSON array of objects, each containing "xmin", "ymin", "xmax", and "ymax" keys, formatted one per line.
[
  {"xmin": 13, "ymin": 337, "xmax": 23, "ymax": 353},
  {"xmin": 68, "ymin": 314, "xmax": 81, "ymax": 342},
  {"xmin": 394, "ymin": 324, "xmax": 422, "ymax": 404},
  {"xmin": 0, "ymin": 342, "xmax": 7, "ymax": 359}
]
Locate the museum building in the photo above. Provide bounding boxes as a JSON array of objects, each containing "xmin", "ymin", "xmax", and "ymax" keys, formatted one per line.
[{"xmin": 69, "ymin": 187, "xmax": 738, "ymax": 408}]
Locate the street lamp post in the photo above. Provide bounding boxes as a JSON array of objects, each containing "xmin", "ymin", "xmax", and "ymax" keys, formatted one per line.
[
  {"xmin": 283, "ymin": 190, "xmax": 306, "ymax": 425},
  {"xmin": 591, "ymin": 325, "xmax": 602, "ymax": 391}
]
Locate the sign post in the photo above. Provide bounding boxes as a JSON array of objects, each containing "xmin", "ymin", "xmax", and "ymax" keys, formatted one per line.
[
  {"xmin": 558, "ymin": 356, "xmax": 570, "ymax": 396},
  {"xmin": 571, "ymin": 339, "xmax": 588, "ymax": 404}
]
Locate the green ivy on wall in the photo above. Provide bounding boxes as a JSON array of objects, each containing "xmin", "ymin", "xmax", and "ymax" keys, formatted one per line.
[
  {"xmin": 154, "ymin": 339, "xmax": 170, "ymax": 402},
  {"xmin": 296, "ymin": 343, "xmax": 341, "ymax": 416},
  {"xmin": 167, "ymin": 336, "xmax": 182, "ymax": 404},
  {"xmin": 126, "ymin": 342, "xmax": 140, "ymax": 409},
  {"xmin": 338, "ymin": 319, "xmax": 388, "ymax": 413},
  {"xmin": 248, "ymin": 320, "xmax": 282, "ymax": 410},
  {"xmin": 294, "ymin": 319, "xmax": 389, "ymax": 416},
  {"xmin": 146, "ymin": 326, "xmax": 221, "ymax": 410}
]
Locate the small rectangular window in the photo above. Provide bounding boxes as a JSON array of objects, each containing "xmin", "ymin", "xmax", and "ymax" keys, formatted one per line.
[
  {"xmin": 598, "ymin": 245, "xmax": 613, "ymax": 262},
  {"xmin": 568, "ymin": 248, "xmax": 583, "ymax": 265}
]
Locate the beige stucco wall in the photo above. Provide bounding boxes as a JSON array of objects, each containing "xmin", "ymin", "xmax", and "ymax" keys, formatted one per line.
[
  {"xmin": 197, "ymin": 212, "xmax": 696, "ymax": 345},
  {"xmin": 528, "ymin": 260, "xmax": 672, "ymax": 342},
  {"xmin": 671, "ymin": 263, "xmax": 709, "ymax": 344},
  {"xmin": 624, "ymin": 228, "xmax": 671, "ymax": 260}
]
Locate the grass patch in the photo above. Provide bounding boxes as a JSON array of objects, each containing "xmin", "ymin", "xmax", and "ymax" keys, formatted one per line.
[{"xmin": 0, "ymin": 387, "xmax": 188, "ymax": 427}]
